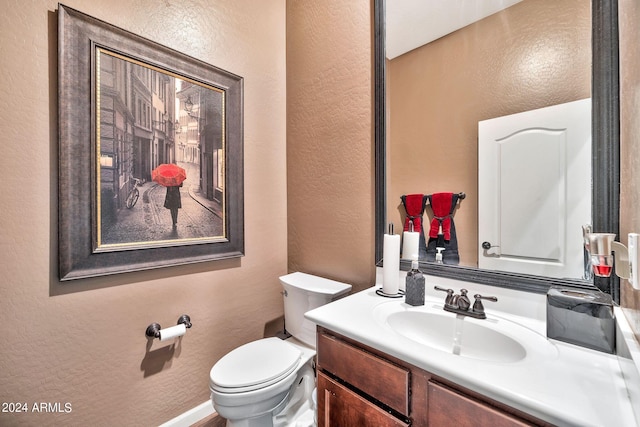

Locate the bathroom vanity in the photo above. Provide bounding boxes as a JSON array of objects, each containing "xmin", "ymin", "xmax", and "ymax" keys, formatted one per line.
[
  {"xmin": 306, "ymin": 277, "xmax": 638, "ymax": 426},
  {"xmin": 317, "ymin": 327, "xmax": 547, "ymax": 426}
]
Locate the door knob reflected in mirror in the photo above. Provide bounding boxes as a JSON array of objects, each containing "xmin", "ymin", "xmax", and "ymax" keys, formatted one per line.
[{"xmin": 481, "ymin": 241, "xmax": 500, "ymax": 257}]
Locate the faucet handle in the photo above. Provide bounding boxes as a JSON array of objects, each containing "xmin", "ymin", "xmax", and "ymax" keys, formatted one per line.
[
  {"xmin": 434, "ymin": 286, "xmax": 455, "ymax": 307},
  {"xmin": 472, "ymin": 294, "xmax": 498, "ymax": 316}
]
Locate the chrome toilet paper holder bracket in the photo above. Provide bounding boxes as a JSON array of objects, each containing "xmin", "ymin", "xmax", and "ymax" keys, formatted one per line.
[{"xmin": 145, "ymin": 314, "xmax": 192, "ymax": 339}]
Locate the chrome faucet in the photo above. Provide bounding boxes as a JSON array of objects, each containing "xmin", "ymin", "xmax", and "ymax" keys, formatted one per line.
[{"xmin": 434, "ymin": 286, "xmax": 497, "ymax": 319}]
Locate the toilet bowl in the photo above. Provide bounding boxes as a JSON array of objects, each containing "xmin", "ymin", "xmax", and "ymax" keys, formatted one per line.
[{"xmin": 209, "ymin": 272, "xmax": 351, "ymax": 427}]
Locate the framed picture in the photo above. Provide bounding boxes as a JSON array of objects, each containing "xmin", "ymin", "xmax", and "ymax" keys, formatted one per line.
[{"xmin": 58, "ymin": 4, "xmax": 244, "ymax": 280}]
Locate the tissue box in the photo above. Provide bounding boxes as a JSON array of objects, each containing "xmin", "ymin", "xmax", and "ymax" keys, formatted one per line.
[{"xmin": 546, "ymin": 286, "xmax": 615, "ymax": 354}]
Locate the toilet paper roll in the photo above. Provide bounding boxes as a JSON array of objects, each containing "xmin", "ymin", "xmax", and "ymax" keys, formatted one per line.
[
  {"xmin": 382, "ymin": 233, "xmax": 401, "ymax": 295},
  {"xmin": 159, "ymin": 323, "xmax": 187, "ymax": 341},
  {"xmin": 402, "ymin": 231, "xmax": 419, "ymax": 261}
]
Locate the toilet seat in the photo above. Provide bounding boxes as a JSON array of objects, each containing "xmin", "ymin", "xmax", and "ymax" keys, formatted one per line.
[{"xmin": 210, "ymin": 337, "xmax": 302, "ymax": 393}]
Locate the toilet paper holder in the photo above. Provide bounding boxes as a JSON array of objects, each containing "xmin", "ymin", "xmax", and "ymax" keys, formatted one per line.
[{"xmin": 146, "ymin": 314, "xmax": 192, "ymax": 340}]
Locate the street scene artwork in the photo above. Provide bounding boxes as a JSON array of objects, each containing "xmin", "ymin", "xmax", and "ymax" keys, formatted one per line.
[
  {"xmin": 96, "ymin": 48, "xmax": 225, "ymax": 251},
  {"xmin": 58, "ymin": 4, "xmax": 243, "ymax": 280}
]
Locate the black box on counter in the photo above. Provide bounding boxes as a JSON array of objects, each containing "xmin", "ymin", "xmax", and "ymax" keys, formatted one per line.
[{"xmin": 546, "ymin": 286, "xmax": 615, "ymax": 354}]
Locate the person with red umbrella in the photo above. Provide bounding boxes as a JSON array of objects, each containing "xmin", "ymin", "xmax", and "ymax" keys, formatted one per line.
[{"xmin": 152, "ymin": 163, "xmax": 187, "ymax": 228}]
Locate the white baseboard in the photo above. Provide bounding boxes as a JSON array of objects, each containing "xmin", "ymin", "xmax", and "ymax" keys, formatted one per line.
[{"xmin": 159, "ymin": 400, "xmax": 216, "ymax": 427}]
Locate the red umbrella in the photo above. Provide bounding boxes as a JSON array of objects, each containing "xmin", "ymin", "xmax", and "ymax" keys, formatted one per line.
[{"xmin": 152, "ymin": 164, "xmax": 187, "ymax": 187}]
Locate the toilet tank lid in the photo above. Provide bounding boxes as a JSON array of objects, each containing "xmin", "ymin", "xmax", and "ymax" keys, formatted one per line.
[{"xmin": 279, "ymin": 272, "xmax": 352, "ymax": 295}]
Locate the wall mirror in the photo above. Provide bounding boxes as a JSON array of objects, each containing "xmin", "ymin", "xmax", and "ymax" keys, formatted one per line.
[{"xmin": 374, "ymin": 0, "xmax": 620, "ymax": 298}]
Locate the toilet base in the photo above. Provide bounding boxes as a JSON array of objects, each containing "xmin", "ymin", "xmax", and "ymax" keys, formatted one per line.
[
  {"xmin": 273, "ymin": 364, "xmax": 316, "ymax": 427},
  {"xmin": 224, "ymin": 363, "xmax": 316, "ymax": 427}
]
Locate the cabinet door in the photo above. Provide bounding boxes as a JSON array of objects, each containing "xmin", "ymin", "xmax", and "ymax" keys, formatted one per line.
[
  {"xmin": 428, "ymin": 381, "xmax": 537, "ymax": 427},
  {"xmin": 317, "ymin": 372, "xmax": 409, "ymax": 427}
]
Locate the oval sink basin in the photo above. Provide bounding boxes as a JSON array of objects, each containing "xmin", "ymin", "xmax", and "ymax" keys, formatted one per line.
[
  {"xmin": 373, "ymin": 302, "xmax": 556, "ymax": 363},
  {"xmin": 387, "ymin": 311, "xmax": 526, "ymax": 362}
]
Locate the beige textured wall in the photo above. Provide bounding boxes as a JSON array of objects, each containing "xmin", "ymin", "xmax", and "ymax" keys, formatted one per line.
[
  {"xmin": 0, "ymin": 0, "xmax": 287, "ymax": 425},
  {"xmin": 286, "ymin": 0, "xmax": 376, "ymax": 291},
  {"xmin": 388, "ymin": 0, "xmax": 591, "ymax": 267},
  {"xmin": 620, "ymin": 0, "xmax": 640, "ymax": 338}
]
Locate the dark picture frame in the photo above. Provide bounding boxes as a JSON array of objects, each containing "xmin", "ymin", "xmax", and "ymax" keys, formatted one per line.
[{"xmin": 58, "ymin": 4, "xmax": 244, "ymax": 280}]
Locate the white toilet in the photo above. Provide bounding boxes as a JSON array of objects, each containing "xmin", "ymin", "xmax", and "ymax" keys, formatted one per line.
[{"xmin": 209, "ymin": 272, "xmax": 352, "ymax": 427}]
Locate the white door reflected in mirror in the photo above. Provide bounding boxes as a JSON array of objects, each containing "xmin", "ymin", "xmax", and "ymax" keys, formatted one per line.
[{"xmin": 478, "ymin": 98, "xmax": 592, "ymax": 278}]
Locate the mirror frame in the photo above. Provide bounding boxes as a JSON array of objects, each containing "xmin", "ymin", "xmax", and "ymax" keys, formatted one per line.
[{"xmin": 374, "ymin": 0, "xmax": 620, "ymax": 298}]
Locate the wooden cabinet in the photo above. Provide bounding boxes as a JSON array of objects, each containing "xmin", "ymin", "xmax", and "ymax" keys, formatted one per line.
[{"xmin": 316, "ymin": 327, "xmax": 552, "ymax": 427}]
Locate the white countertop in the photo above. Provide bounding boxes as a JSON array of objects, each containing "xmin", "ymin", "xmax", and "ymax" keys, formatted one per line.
[{"xmin": 305, "ymin": 275, "xmax": 639, "ymax": 427}]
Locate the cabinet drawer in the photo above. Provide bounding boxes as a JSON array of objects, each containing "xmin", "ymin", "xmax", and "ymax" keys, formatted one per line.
[
  {"xmin": 317, "ymin": 332, "xmax": 410, "ymax": 416},
  {"xmin": 318, "ymin": 372, "xmax": 409, "ymax": 427},
  {"xmin": 428, "ymin": 381, "xmax": 536, "ymax": 427}
]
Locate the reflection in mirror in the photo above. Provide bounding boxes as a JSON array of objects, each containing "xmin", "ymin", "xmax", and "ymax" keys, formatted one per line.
[
  {"xmin": 387, "ymin": 0, "xmax": 590, "ymax": 277},
  {"xmin": 477, "ymin": 99, "xmax": 591, "ymax": 279},
  {"xmin": 375, "ymin": 0, "xmax": 620, "ymax": 296}
]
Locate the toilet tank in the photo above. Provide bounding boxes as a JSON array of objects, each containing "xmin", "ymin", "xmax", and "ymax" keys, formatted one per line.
[{"xmin": 280, "ymin": 272, "xmax": 352, "ymax": 347}]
